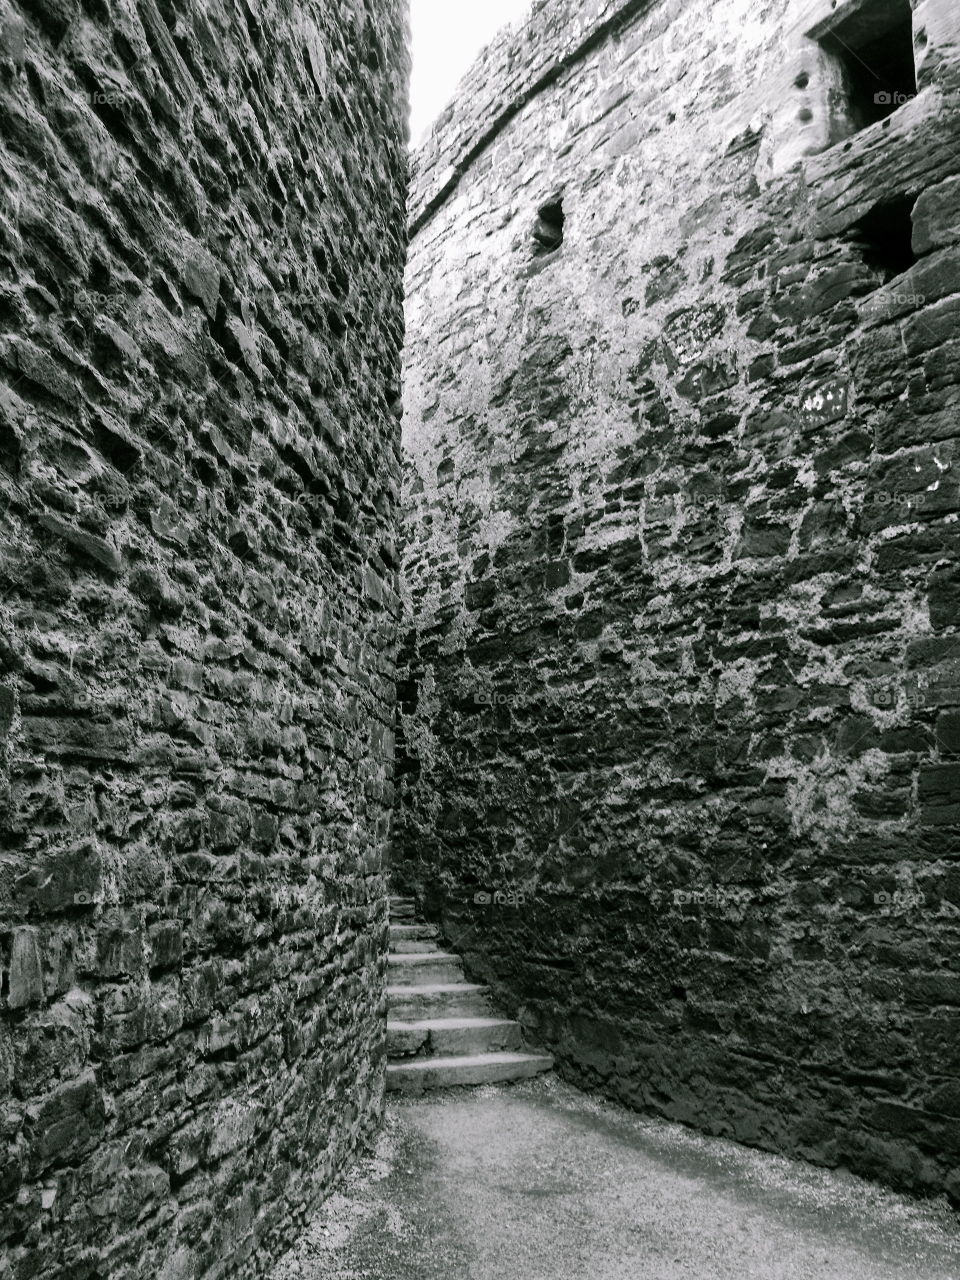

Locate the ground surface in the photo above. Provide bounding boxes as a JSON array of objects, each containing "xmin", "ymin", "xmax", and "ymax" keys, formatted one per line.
[{"xmin": 272, "ymin": 1076, "xmax": 960, "ymax": 1280}]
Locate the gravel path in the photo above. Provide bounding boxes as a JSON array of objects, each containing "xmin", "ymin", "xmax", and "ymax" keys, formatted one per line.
[{"xmin": 272, "ymin": 1076, "xmax": 960, "ymax": 1280}]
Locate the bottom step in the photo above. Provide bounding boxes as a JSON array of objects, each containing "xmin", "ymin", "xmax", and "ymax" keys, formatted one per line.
[
  {"xmin": 386, "ymin": 1051, "xmax": 554, "ymax": 1093},
  {"xmin": 388, "ymin": 1016, "xmax": 522, "ymax": 1056}
]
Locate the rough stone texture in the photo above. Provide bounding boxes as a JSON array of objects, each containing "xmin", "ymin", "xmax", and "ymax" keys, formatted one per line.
[
  {"xmin": 398, "ymin": 0, "xmax": 960, "ymax": 1203},
  {"xmin": 272, "ymin": 1080, "xmax": 960, "ymax": 1280},
  {"xmin": 0, "ymin": 0, "xmax": 407, "ymax": 1275}
]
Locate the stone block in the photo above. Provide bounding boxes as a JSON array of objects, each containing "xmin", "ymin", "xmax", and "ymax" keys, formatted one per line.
[
  {"xmin": 913, "ymin": 175, "xmax": 960, "ymax": 254},
  {"xmin": 935, "ymin": 711, "xmax": 960, "ymax": 753},
  {"xmin": 182, "ymin": 246, "xmax": 220, "ymax": 318},
  {"xmin": 206, "ymin": 1101, "xmax": 260, "ymax": 1163},
  {"xmin": 38, "ymin": 513, "xmax": 121, "ymax": 575},
  {"xmin": 26, "ymin": 1071, "xmax": 106, "ymax": 1174},
  {"xmin": 0, "ymin": 686, "xmax": 14, "ymax": 739},
  {"xmin": 148, "ymin": 922, "xmax": 183, "ymax": 972},
  {"xmin": 15, "ymin": 841, "xmax": 104, "ymax": 912},
  {"xmin": 8, "ymin": 929, "xmax": 44, "ymax": 1009}
]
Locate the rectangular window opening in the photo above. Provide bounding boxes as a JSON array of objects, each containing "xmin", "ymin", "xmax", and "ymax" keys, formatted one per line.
[
  {"xmin": 820, "ymin": 0, "xmax": 917, "ymax": 132},
  {"xmin": 846, "ymin": 195, "xmax": 918, "ymax": 282}
]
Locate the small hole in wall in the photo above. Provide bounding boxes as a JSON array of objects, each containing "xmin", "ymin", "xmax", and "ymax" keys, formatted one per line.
[
  {"xmin": 847, "ymin": 194, "xmax": 918, "ymax": 282},
  {"xmin": 795, "ymin": 71, "xmax": 810, "ymax": 89},
  {"xmin": 533, "ymin": 199, "xmax": 564, "ymax": 255}
]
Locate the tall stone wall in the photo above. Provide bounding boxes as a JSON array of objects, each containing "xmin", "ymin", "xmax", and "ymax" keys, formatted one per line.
[
  {"xmin": 399, "ymin": 0, "xmax": 960, "ymax": 1201},
  {"xmin": 0, "ymin": 0, "xmax": 407, "ymax": 1273}
]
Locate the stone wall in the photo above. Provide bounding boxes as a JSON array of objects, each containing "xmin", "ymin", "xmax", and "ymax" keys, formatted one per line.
[
  {"xmin": 398, "ymin": 0, "xmax": 960, "ymax": 1201},
  {"xmin": 0, "ymin": 0, "xmax": 407, "ymax": 1273}
]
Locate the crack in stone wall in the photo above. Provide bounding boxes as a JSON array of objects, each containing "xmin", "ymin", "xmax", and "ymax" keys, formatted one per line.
[
  {"xmin": 0, "ymin": 0, "xmax": 408, "ymax": 1274},
  {"xmin": 398, "ymin": 0, "xmax": 960, "ymax": 1204}
]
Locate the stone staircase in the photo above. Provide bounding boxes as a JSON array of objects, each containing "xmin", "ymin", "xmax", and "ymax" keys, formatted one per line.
[{"xmin": 386, "ymin": 895, "xmax": 554, "ymax": 1092}]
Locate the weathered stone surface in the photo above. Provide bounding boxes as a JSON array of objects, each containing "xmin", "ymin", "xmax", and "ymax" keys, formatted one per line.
[
  {"xmin": 913, "ymin": 175, "xmax": 960, "ymax": 254},
  {"xmin": 8, "ymin": 928, "xmax": 44, "ymax": 1008},
  {"xmin": 0, "ymin": 0, "xmax": 408, "ymax": 1274},
  {"xmin": 398, "ymin": 0, "xmax": 960, "ymax": 1205}
]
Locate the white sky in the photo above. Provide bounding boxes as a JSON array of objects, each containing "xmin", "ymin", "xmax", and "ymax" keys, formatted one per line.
[{"xmin": 409, "ymin": 0, "xmax": 535, "ymax": 144}]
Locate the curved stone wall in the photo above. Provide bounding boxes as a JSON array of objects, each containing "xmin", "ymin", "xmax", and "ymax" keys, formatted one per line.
[
  {"xmin": 411, "ymin": 0, "xmax": 655, "ymax": 234},
  {"xmin": 0, "ymin": 0, "xmax": 407, "ymax": 1273},
  {"xmin": 399, "ymin": 0, "xmax": 960, "ymax": 1201}
]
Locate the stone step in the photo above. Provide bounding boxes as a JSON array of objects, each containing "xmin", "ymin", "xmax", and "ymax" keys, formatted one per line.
[
  {"xmin": 387, "ymin": 982, "xmax": 494, "ymax": 1020},
  {"xmin": 387, "ymin": 952, "xmax": 464, "ymax": 984},
  {"xmin": 390, "ymin": 938, "xmax": 443, "ymax": 954},
  {"xmin": 390, "ymin": 898, "xmax": 417, "ymax": 920},
  {"xmin": 390, "ymin": 923, "xmax": 439, "ymax": 941},
  {"xmin": 387, "ymin": 1016, "xmax": 523, "ymax": 1057},
  {"xmin": 386, "ymin": 1051, "xmax": 554, "ymax": 1093}
]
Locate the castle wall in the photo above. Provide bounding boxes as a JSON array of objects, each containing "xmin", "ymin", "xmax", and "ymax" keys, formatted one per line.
[
  {"xmin": 399, "ymin": 0, "xmax": 960, "ymax": 1200},
  {"xmin": 0, "ymin": 0, "xmax": 407, "ymax": 1273}
]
